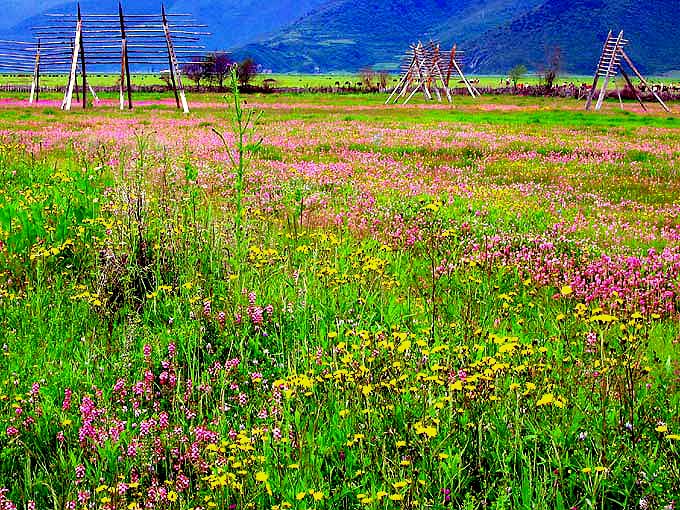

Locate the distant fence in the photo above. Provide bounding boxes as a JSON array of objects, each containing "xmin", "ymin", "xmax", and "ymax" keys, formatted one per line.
[
  {"xmin": 473, "ymin": 84, "xmax": 680, "ymax": 102},
  {"xmin": 1, "ymin": 82, "xmax": 680, "ymax": 101},
  {"xmin": 0, "ymin": 83, "xmax": 372, "ymax": 94}
]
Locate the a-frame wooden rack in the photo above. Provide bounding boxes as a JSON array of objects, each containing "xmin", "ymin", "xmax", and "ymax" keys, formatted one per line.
[
  {"xmin": 29, "ymin": 2, "xmax": 207, "ymax": 112},
  {"xmin": 0, "ymin": 39, "xmax": 44, "ymax": 103},
  {"xmin": 585, "ymin": 30, "xmax": 670, "ymax": 113},
  {"xmin": 386, "ymin": 41, "xmax": 478, "ymax": 105}
]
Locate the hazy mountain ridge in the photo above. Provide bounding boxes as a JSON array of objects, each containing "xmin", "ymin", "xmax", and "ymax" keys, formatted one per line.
[
  {"xmin": 1, "ymin": 0, "xmax": 327, "ymax": 51},
  {"xmin": 3, "ymin": 0, "xmax": 679, "ymax": 74},
  {"xmin": 232, "ymin": 0, "xmax": 546, "ymax": 73},
  {"xmin": 233, "ymin": 0, "xmax": 680, "ymax": 74},
  {"xmin": 466, "ymin": 0, "xmax": 680, "ymax": 74}
]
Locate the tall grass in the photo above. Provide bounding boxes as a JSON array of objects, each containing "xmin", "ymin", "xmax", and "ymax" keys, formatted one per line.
[{"xmin": 0, "ymin": 94, "xmax": 678, "ymax": 510}]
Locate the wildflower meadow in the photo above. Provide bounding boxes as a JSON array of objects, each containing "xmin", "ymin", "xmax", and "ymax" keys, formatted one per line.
[{"xmin": 0, "ymin": 84, "xmax": 679, "ymax": 510}]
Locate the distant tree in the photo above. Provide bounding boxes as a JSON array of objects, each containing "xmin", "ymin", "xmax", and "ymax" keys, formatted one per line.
[
  {"xmin": 540, "ymin": 46, "xmax": 562, "ymax": 91},
  {"xmin": 182, "ymin": 59, "xmax": 207, "ymax": 87},
  {"xmin": 508, "ymin": 64, "xmax": 528, "ymax": 88},
  {"xmin": 262, "ymin": 78, "xmax": 278, "ymax": 90},
  {"xmin": 237, "ymin": 58, "xmax": 258, "ymax": 86},
  {"xmin": 377, "ymin": 71, "xmax": 390, "ymax": 91},
  {"xmin": 359, "ymin": 67, "xmax": 375, "ymax": 89},
  {"xmin": 203, "ymin": 52, "xmax": 233, "ymax": 88},
  {"xmin": 158, "ymin": 70, "xmax": 171, "ymax": 87}
]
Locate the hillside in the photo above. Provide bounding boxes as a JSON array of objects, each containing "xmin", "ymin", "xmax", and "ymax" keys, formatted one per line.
[
  {"xmin": 233, "ymin": 0, "xmax": 680, "ymax": 74},
  {"xmin": 3, "ymin": 0, "xmax": 679, "ymax": 74},
  {"xmin": 467, "ymin": 0, "xmax": 680, "ymax": 75},
  {"xmin": 232, "ymin": 0, "xmax": 545, "ymax": 73},
  {"xmin": 1, "ymin": 0, "xmax": 328, "ymax": 51},
  {"xmin": 0, "ymin": 0, "xmax": 66, "ymax": 33}
]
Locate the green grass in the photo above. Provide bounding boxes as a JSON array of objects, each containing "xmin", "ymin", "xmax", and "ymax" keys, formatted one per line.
[
  {"xmin": 0, "ymin": 89, "xmax": 679, "ymax": 510},
  {"xmin": 2, "ymin": 72, "xmax": 679, "ymax": 89}
]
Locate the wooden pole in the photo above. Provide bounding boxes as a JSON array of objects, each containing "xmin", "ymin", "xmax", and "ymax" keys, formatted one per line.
[
  {"xmin": 88, "ymin": 83, "xmax": 99, "ymax": 104},
  {"xmin": 168, "ymin": 47, "xmax": 181, "ymax": 108},
  {"xmin": 29, "ymin": 41, "xmax": 40, "ymax": 103},
  {"xmin": 586, "ymin": 30, "xmax": 612, "ymax": 110},
  {"xmin": 619, "ymin": 66, "xmax": 647, "ymax": 112},
  {"xmin": 405, "ymin": 43, "xmax": 431, "ymax": 103},
  {"xmin": 434, "ymin": 62, "xmax": 452, "ymax": 103},
  {"xmin": 78, "ymin": 4, "xmax": 88, "ymax": 109},
  {"xmin": 62, "ymin": 19, "xmax": 82, "ymax": 110},
  {"xmin": 616, "ymin": 84, "xmax": 624, "ymax": 110},
  {"xmin": 119, "ymin": 3, "xmax": 133, "ymax": 109},
  {"xmin": 431, "ymin": 44, "xmax": 449, "ymax": 102},
  {"xmin": 445, "ymin": 45, "xmax": 456, "ymax": 88},
  {"xmin": 451, "ymin": 57, "xmax": 477, "ymax": 98},
  {"xmin": 419, "ymin": 45, "xmax": 433, "ymax": 101},
  {"xmin": 397, "ymin": 56, "xmax": 419, "ymax": 101},
  {"xmin": 404, "ymin": 51, "xmax": 431, "ymax": 104},
  {"xmin": 119, "ymin": 39, "xmax": 125, "ymax": 110},
  {"xmin": 386, "ymin": 56, "xmax": 412, "ymax": 104},
  {"xmin": 163, "ymin": 6, "xmax": 181, "ymax": 108},
  {"xmin": 162, "ymin": 4, "xmax": 189, "ymax": 113},
  {"xmin": 620, "ymin": 49, "xmax": 670, "ymax": 113},
  {"xmin": 397, "ymin": 69, "xmax": 413, "ymax": 101}
]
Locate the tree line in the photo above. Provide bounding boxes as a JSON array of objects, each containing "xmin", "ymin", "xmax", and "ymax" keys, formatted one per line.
[{"xmin": 177, "ymin": 53, "xmax": 258, "ymax": 88}]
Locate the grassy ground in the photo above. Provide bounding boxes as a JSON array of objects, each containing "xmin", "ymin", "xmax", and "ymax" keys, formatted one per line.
[
  {"xmin": 0, "ymin": 86, "xmax": 679, "ymax": 509},
  {"xmin": 1, "ymin": 72, "xmax": 679, "ymax": 89}
]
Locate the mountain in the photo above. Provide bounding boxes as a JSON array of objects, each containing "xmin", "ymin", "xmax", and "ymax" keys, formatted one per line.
[
  {"xmin": 233, "ymin": 0, "xmax": 680, "ymax": 74},
  {"xmin": 2, "ymin": 0, "xmax": 679, "ymax": 74},
  {"xmin": 467, "ymin": 0, "xmax": 680, "ymax": 75},
  {"xmin": 232, "ymin": 0, "xmax": 545, "ymax": 73},
  {"xmin": 0, "ymin": 1, "xmax": 66, "ymax": 33},
  {"xmin": 1, "ymin": 0, "xmax": 328, "ymax": 51}
]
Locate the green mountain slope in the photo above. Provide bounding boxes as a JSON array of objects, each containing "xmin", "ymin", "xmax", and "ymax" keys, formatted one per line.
[
  {"xmin": 467, "ymin": 0, "xmax": 680, "ymax": 74},
  {"xmin": 0, "ymin": 0, "xmax": 66, "ymax": 32},
  {"xmin": 4, "ymin": 0, "xmax": 679, "ymax": 74},
  {"xmin": 2, "ymin": 0, "xmax": 328, "ymax": 51},
  {"xmin": 233, "ymin": 0, "xmax": 545, "ymax": 72}
]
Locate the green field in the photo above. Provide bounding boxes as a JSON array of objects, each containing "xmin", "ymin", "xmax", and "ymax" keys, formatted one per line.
[
  {"xmin": 1, "ymin": 72, "xmax": 679, "ymax": 90},
  {"xmin": 0, "ymin": 80, "xmax": 679, "ymax": 510}
]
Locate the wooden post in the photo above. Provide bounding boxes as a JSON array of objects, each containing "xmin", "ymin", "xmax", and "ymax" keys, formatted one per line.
[
  {"xmin": 451, "ymin": 57, "xmax": 477, "ymax": 97},
  {"xmin": 418, "ymin": 44, "xmax": 433, "ymax": 101},
  {"xmin": 619, "ymin": 66, "xmax": 647, "ymax": 112},
  {"xmin": 386, "ymin": 56, "xmax": 413, "ymax": 104},
  {"xmin": 616, "ymin": 84, "xmax": 624, "ymax": 110},
  {"xmin": 406, "ymin": 43, "xmax": 431, "ymax": 103},
  {"xmin": 162, "ymin": 4, "xmax": 189, "ymax": 113},
  {"xmin": 397, "ymin": 69, "xmax": 413, "ymax": 101},
  {"xmin": 445, "ymin": 45, "xmax": 456, "ymax": 88},
  {"xmin": 434, "ymin": 62, "xmax": 452, "ymax": 103},
  {"xmin": 88, "ymin": 83, "xmax": 100, "ymax": 105},
  {"xmin": 586, "ymin": 30, "xmax": 611, "ymax": 110},
  {"xmin": 62, "ymin": 17, "xmax": 82, "ymax": 111},
  {"xmin": 119, "ymin": 39, "xmax": 125, "ymax": 110},
  {"xmin": 78, "ymin": 4, "xmax": 88, "ymax": 109},
  {"xmin": 397, "ymin": 56, "xmax": 418, "ymax": 101},
  {"xmin": 119, "ymin": 2, "xmax": 133, "ymax": 109},
  {"xmin": 29, "ymin": 41, "xmax": 40, "ymax": 104},
  {"xmin": 620, "ymin": 49, "xmax": 671, "ymax": 113},
  {"xmin": 430, "ymin": 44, "xmax": 449, "ymax": 103}
]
